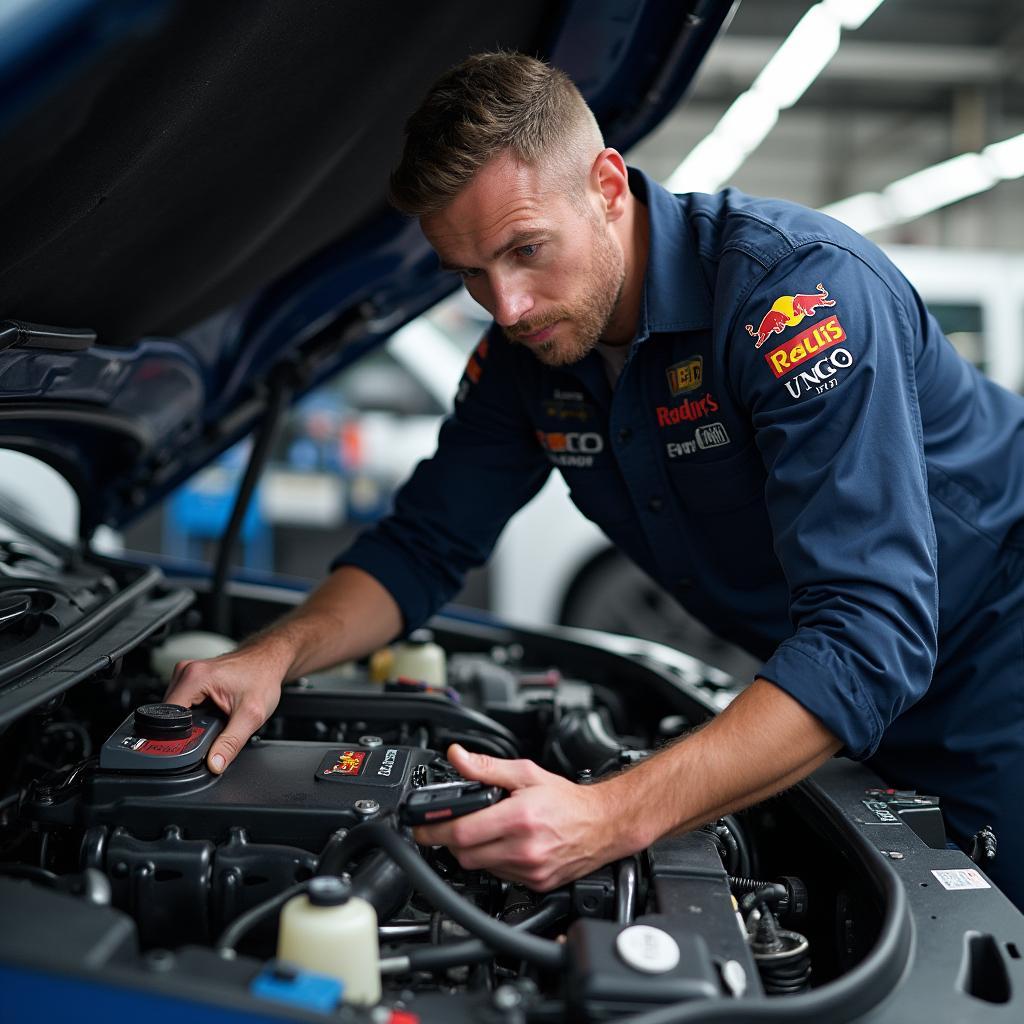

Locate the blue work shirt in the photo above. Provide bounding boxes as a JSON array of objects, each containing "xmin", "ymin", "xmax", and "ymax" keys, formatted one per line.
[{"xmin": 336, "ymin": 169, "xmax": 1024, "ymax": 768}]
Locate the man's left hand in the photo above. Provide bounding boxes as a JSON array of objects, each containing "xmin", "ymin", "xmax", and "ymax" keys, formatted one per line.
[{"xmin": 412, "ymin": 744, "xmax": 625, "ymax": 891}]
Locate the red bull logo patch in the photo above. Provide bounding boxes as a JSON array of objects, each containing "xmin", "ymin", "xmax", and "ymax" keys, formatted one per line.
[
  {"xmin": 666, "ymin": 356, "xmax": 703, "ymax": 396},
  {"xmin": 745, "ymin": 283, "xmax": 836, "ymax": 349},
  {"xmin": 323, "ymin": 750, "xmax": 367, "ymax": 777},
  {"xmin": 765, "ymin": 316, "xmax": 846, "ymax": 378}
]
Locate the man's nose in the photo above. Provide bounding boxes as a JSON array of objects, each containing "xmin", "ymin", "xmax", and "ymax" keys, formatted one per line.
[{"xmin": 489, "ymin": 275, "xmax": 533, "ymax": 328}]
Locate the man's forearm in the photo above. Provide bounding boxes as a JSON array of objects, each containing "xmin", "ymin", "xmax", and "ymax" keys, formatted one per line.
[
  {"xmin": 598, "ymin": 677, "xmax": 842, "ymax": 851},
  {"xmin": 243, "ymin": 565, "xmax": 404, "ymax": 679}
]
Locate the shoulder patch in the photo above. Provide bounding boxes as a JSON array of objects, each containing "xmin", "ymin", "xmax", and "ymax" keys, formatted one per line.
[{"xmin": 744, "ymin": 283, "xmax": 836, "ymax": 348}]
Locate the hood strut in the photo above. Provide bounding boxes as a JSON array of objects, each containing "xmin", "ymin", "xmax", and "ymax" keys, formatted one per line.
[{"xmin": 211, "ymin": 370, "xmax": 294, "ymax": 634}]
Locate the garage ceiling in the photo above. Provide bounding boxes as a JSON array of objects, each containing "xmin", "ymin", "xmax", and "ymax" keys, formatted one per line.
[{"xmin": 628, "ymin": 0, "xmax": 1024, "ymax": 248}]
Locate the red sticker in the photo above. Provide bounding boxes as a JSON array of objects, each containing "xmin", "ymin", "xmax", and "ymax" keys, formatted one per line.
[
  {"xmin": 139, "ymin": 725, "xmax": 206, "ymax": 756},
  {"xmin": 322, "ymin": 750, "xmax": 368, "ymax": 777}
]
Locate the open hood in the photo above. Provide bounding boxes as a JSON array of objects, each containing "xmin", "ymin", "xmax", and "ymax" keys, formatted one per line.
[{"xmin": 0, "ymin": 0, "xmax": 734, "ymax": 537}]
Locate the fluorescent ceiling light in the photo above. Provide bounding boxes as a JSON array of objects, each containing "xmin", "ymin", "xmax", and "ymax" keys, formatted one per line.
[
  {"xmin": 820, "ymin": 131, "xmax": 1024, "ymax": 233},
  {"xmin": 822, "ymin": 0, "xmax": 886, "ymax": 31},
  {"xmin": 883, "ymin": 153, "xmax": 997, "ymax": 223},
  {"xmin": 819, "ymin": 192, "xmax": 891, "ymax": 234},
  {"xmin": 664, "ymin": 1, "xmax": 885, "ymax": 194},
  {"xmin": 752, "ymin": 4, "xmax": 839, "ymax": 110},
  {"xmin": 984, "ymin": 134, "xmax": 1024, "ymax": 180}
]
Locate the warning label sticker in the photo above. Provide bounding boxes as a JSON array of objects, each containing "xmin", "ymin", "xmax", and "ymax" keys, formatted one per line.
[
  {"xmin": 931, "ymin": 868, "xmax": 991, "ymax": 891},
  {"xmin": 137, "ymin": 726, "xmax": 206, "ymax": 757}
]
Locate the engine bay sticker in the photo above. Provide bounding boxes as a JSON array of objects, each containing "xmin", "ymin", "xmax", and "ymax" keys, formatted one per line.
[
  {"xmin": 316, "ymin": 747, "xmax": 410, "ymax": 786},
  {"xmin": 319, "ymin": 749, "xmax": 368, "ymax": 778},
  {"xmin": 133, "ymin": 726, "xmax": 206, "ymax": 756},
  {"xmin": 930, "ymin": 868, "xmax": 991, "ymax": 891},
  {"xmin": 861, "ymin": 799, "xmax": 900, "ymax": 823}
]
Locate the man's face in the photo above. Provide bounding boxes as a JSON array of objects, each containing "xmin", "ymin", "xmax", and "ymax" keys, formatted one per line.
[{"xmin": 420, "ymin": 153, "xmax": 625, "ymax": 367}]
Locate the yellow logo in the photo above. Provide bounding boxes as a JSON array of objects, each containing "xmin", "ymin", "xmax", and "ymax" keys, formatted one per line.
[{"xmin": 666, "ymin": 356, "xmax": 703, "ymax": 396}]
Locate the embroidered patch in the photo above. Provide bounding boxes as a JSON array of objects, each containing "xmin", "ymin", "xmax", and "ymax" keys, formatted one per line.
[
  {"xmin": 745, "ymin": 283, "xmax": 836, "ymax": 348},
  {"xmin": 665, "ymin": 422, "xmax": 731, "ymax": 458},
  {"xmin": 764, "ymin": 316, "xmax": 846, "ymax": 378},
  {"xmin": 666, "ymin": 356, "xmax": 703, "ymax": 396}
]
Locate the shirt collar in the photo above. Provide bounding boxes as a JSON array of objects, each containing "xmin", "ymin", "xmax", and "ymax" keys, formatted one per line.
[{"xmin": 628, "ymin": 167, "xmax": 712, "ymax": 339}]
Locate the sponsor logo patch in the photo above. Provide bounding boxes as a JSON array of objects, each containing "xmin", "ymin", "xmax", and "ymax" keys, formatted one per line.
[
  {"xmin": 541, "ymin": 399, "xmax": 595, "ymax": 423},
  {"xmin": 745, "ymin": 283, "xmax": 836, "ymax": 348},
  {"xmin": 782, "ymin": 347, "xmax": 855, "ymax": 399},
  {"xmin": 666, "ymin": 356, "xmax": 703, "ymax": 396},
  {"xmin": 655, "ymin": 393, "xmax": 719, "ymax": 428},
  {"xmin": 536, "ymin": 430, "xmax": 604, "ymax": 468},
  {"xmin": 665, "ymin": 422, "xmax": 732, "ymax": 459},
  {"xmin": 765, "ymin": 316, "xmax": 846, "ymax": 378},
  {"xmin": 457, "ymin": 334, "xmax": 490, "ymax": 402},
  {"xmin": 322, "ymin": 750, "xmax": 367, "ymax": 777}
]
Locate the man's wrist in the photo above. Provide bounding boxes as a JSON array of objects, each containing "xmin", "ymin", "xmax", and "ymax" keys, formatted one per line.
[{"xmin": 591, "ymin": 769, "xmax": 673, "ymax": 859}]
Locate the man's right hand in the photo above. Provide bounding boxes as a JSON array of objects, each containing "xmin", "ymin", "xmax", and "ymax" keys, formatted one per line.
[
  {"xmin": 160, "ymin": 566, "xmax": 404, "ymax": 775},
  {"xmin": 163, "ymin": 641, "xmax": 293, "ymax": 774}
]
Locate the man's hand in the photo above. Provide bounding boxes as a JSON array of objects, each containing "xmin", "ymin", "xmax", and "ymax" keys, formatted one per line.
[
  {"xmin": 412, "ymin": 744, "xmax": 628, "ymax": 891},
  {"xmin": 161, "ymin": 566, "xmax": 404, "ymax": 776},
  {"xmin": 164, "ymin": 641, "xmax": 292, "ymax": 774}
]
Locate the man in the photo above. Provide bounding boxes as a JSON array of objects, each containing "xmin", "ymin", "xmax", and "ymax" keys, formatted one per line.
[{"xmin": 167, "ymin": 53, "xmax": 1024, "ymax": 906}]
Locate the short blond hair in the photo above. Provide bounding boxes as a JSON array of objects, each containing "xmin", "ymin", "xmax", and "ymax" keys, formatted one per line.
[{"xmin": 389, "ymin": 51, "xmax": 603, "ymax": 217}]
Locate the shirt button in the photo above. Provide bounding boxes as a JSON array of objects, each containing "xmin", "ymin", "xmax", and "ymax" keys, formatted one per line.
[
  {"xmin": 648, "ymin": 496, "xmax": 664, "ymax": 513},
  {"xmin": 618, "ymin": 427, "xmax": 632, "ymax": 443}
]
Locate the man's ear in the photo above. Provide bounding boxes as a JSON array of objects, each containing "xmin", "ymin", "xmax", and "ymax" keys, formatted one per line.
[{"xmin": 589, "ymin": 148, "xmax": 630, "ymax": 223}]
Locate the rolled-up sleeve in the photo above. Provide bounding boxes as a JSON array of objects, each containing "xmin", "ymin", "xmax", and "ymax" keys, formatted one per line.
[
  {"xmin": 730, "ymin": 243, "xmax": 938, "ymax": 759},
  {"xmin": 332, "ymin": 328, "xmax": 550, "ymax": 632}
]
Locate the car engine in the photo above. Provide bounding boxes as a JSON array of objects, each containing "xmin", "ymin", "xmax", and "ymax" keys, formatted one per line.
[{"xmin": 1, "ymin": 545, "xmax": 1021, "ymax": 1023}]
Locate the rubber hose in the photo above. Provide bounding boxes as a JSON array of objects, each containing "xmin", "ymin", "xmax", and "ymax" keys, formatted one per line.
[
  {"xmin": 327, "ymin": 820, "xmax": 565, "ymax": 970},
  {"xmin": 392, "ymin": 893, "xmax": 569, "ymax": 972},
  {"xmin": 350, "ymin": 849, "xmax": 414, "ymax": 922}
]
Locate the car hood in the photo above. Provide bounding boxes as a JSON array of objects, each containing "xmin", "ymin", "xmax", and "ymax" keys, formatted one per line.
[{"xmin": 0, "ymin": 0, "xmax": 733, "ymax": 536}]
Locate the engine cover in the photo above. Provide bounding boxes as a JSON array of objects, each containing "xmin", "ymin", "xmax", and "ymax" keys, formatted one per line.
[{"xmin": 27, "ymin": 739, "xmax": 437, "ymax": 851}]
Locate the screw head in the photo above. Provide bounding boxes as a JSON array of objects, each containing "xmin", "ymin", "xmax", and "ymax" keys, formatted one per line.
[
  {"xmin": 354, "ymin": 799, "xmax": 380, "ymax": 816},
  {"xmin": 358, "ymin": 735, "xmax": 383, "ymax": 747},
  {"xmin": 492, "ymin": 986, "xmax": 522, "ymax": 1010}
]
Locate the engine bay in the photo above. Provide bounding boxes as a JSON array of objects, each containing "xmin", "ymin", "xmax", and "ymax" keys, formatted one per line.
[{"xmin": 2, "ymin": 542, "xmax": 1024, "ymax": 1023}]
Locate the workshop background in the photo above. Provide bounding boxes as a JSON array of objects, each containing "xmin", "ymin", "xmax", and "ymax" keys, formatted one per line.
[{"xmin": 99, "ymin": 0, "xmax": 1024, "ymax": 674}]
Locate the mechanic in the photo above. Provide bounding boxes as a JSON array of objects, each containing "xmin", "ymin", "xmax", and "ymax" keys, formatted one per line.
[{"xmin": 167, "ymin": 52, "xmax": 1024, "ymax": 908}]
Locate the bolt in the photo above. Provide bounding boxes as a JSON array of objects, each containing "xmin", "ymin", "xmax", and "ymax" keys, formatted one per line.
[
  {"xmin": 882, "ymin": 850, "xmax": 904, "ymax": 860},
  {"xmin": 359, "ymin": 735, "xmax": 383, "ymax": 748},
  {"xmin": 354, "ymin": 799, "xmax": 380, "ymax": 817},
  {"xmin": 492, "ymin": 986, "xmax": 522, "ymax": 1011}
]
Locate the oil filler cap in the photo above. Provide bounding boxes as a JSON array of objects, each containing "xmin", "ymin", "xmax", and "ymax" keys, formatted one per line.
[
  {"xmin": 133, "ymin": 703, "xmax": 193, "ymax": 738},
  {"xmin": 616, "ymin": 925, "xmax": 681, "ymax": 974}
]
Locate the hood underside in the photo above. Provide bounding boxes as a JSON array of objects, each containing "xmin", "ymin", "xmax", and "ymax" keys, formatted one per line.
[{"xmin": 0, "ymin": 0, "xmax": 734, "ymax": 533}]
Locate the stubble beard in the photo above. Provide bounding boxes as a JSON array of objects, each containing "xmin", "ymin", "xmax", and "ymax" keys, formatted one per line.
[{"xmin": 505, "ymin": 223, "xmax": 625, "ymax": 368}]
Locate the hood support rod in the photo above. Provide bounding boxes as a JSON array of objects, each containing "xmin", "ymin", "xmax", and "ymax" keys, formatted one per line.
[{"xmin": 211, "ymin": 370, "xmax": 294, "ymax": 635}]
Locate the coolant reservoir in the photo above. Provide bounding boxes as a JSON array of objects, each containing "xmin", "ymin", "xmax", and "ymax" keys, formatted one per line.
[
  {"xmin": 389, "ymin": 628, "xmax": 446, "ymax": 687},
  {"xmin": 150, "ymin": 631, "xmax": 236, "ymax": 684},
  {"xmin": 277, "ymin": 876, "xmax": 380, "ymax": 1005}
]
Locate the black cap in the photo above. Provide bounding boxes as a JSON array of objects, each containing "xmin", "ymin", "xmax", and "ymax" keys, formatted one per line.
[
  {"xmin": 134, "ymin": 703, "xmax": 193, "ymax": 738},
  {"xmin": 307, "ymin": 876, "xmax": 352, "ymax": 907}
]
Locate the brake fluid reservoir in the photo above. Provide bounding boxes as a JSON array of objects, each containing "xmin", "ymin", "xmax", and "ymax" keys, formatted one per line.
[
  {"xmin": 390, "ymin": 628, "xmax": 446, "ymax": 687},
  {"xmin": 277, "ymin": 877, "xmax": 380, "ymax": 1005}
]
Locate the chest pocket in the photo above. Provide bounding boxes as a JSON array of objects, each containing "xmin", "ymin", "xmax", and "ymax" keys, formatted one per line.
[
  {"xmin": 665, "ymin": 439, "xmax": 767, "ymax": 512},
  {"xmin": 666, "ymin": 440, "xmax": 780, "ymax": 589}
]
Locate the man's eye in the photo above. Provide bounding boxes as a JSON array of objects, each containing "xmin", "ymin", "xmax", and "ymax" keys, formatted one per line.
[
  {"xmin": 517, "ymin": 243, "xmax": 541, "ymax": 259},
  {"xmin": 460, "ymin": 268, "xmax": 481, "ymax": 280}
]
